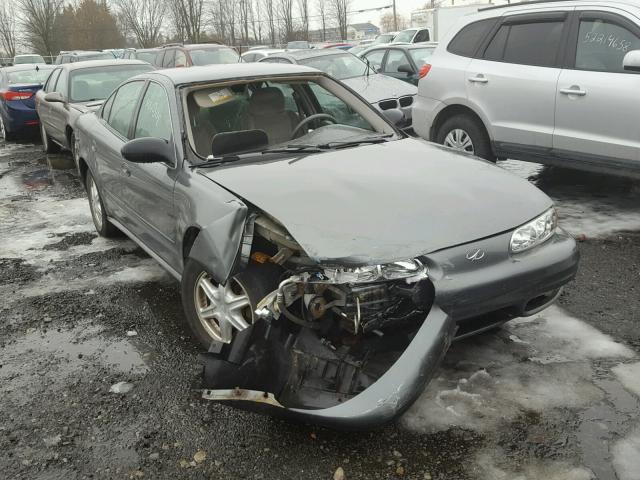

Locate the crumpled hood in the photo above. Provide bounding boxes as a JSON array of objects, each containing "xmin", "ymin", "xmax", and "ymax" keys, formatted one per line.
[
  {"xmin": 200, "ymin": 138, "xmax": 553, "ymax": 265},
  {"xmin": 341, "ymin": 74, "xmax": 417, "ymax": 104}
]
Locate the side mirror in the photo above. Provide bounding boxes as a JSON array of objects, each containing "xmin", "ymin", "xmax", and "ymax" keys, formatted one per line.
[
  {"xmin": 397, "ymin": 64, "xmax": 416, "ymax": 75},
  {"xmin": 623, "ymin": 50, "xmax": 640, "ymax": 72},
  {"xmin": 381, "ymin": 108, "xmax": 404, "ymax": 126},
  {"xmin": 121, "ymin": 137, "xmax": 173, "ymax": 164},
  {"xmin": 45, "ymin": 91, "xmax": 65, "ymax": 103}
]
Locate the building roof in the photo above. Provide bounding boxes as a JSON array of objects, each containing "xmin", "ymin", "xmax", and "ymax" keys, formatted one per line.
[{"xmin": 349, "ymin": 22, "xmax": 380, "ymax": 32}]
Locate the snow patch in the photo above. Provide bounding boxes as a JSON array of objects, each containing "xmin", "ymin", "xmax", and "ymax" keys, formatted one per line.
[
  {"xmin": 613, "ymin": 362, "xmax": 640, "ymax": 398},
  {"xmin": 612, "ymin": 428, "xmax": 640, "ymax": 480}
]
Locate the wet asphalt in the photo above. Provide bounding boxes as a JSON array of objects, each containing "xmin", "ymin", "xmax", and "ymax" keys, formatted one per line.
[{"xmin": 1, "ymin": 136, "xmax": 640, "ymax": 480}]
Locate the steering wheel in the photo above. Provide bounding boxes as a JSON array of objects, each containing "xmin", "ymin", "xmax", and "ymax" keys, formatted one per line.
[{"xmin": 291, "ymin": 113, "xmax": 338, "ymax": 139}]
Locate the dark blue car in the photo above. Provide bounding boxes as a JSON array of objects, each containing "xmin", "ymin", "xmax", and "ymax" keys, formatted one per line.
[{"xmin": 0, "ymin": 64, "xmax": 54, "ymax": 140}]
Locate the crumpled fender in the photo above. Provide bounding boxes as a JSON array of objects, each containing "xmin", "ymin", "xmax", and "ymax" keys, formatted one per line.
[{"xmin": 188, "ymin": 199, "xmax": 248, "ymax": 283}]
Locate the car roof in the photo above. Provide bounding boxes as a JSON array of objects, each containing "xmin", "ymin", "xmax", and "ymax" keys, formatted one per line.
[
  {"xmin": 1, "ymin": 63, "xmax": 54, "ymax": 72},
  {"xmin": 14, "ymin": 54, "xmax": 43, "ymax": 57},
  {"xmin": 271, "ymin": 49, "xmax": 348, "ymax": 61},
  {"xmin": 144, "ymin": 62, "xmax": 320, "ymax": 85},
  {"xmin": 56, "ymin": 59, "xmax": 151, "ymax": 71},
  {"xmin": 369, "ymin": 42, "xmax": 438, "ymax": 50},
  {"xmin": 184, "ymin": 43, "xmax": 231, "ymax": 50}
]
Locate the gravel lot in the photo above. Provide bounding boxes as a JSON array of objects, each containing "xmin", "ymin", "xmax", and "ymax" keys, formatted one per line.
[{"xmin": 1, "ymin": 138, "xmax": 640, "ymax": 480}]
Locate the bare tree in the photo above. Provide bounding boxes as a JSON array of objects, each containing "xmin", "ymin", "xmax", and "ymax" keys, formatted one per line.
[
  {"xmin": 239, "ymin": 0, "xmax": 251, "ymax": 44},
  {"xmin": 262, "ymin": 0, "xmax": 276, "ymax": 46},
  {"xmin": 0, "ymin": 0, "xmax": 17, "ymax": 58},
  {"xmin": 167, "ymin": 0, "xmax": 204, "ymax": 43},
  {"xmin": 18, "ymin": 0, "xmax": 65, "ymax": 56},
  {"xmin": 380, "ymin": 12, "xmax": 407, "ymax": 33},
  {"xmin": 316, "ymin": 0, "xmax": 327, "ymax": 42},
  {"xmin": 297, "ymin": 0, "xmax": 309, "ymax": 39},
  {"xmin": 115, "ymin": 0, "xmax": 166, "ymax": 47},
  {"xmin": 278, "ymin": 0, "xmax": 294, "ymax": 42},
  {"xmin": 329, "ymin": 0, "xmax": 350, "ymax": 41}
]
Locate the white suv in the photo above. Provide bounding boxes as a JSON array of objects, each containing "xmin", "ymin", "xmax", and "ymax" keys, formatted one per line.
[{"xmin": 412, "ymin": 0, "xmax": 640, "ymax": 176}]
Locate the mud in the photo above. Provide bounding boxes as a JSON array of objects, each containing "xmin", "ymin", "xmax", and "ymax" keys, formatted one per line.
[{"xmin": 1, "ymin": 139, "xmax": 640, "ymax": 479}]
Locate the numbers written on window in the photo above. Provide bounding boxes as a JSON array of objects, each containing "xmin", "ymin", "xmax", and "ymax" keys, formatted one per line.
[
  {"xmin": 576, "ymin": 19, "xmax": 640, "ymax": 73},
  {"xmin": 135, "ymin": 83, "xmax": 172, "ymax": 141},
  {"xmin": 108, "ymin": 81, "xmax": 144, "ymax": 139}
]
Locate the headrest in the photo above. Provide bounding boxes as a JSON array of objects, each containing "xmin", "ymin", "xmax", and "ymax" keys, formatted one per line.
[{"xmin": 248, "ymin": 87, "xmax": 285, "ymax": 115}]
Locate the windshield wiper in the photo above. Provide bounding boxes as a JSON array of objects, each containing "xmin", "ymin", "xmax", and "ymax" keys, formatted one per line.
[
  {"xmin": 261, "ymin": 144, "xmax": 326, "ymax": 154},
  {"xmin": 315, "ymin": 133, "xmax": 394, "ymax": 149}
]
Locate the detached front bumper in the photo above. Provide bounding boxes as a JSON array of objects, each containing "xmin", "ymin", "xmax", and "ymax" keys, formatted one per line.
[
  {"xmin": 423, "ymin": 228, "xmax": 579, "ymax": 336},
  {"xmin": 202, "ymin": 305, "xmax": 455, "ymax": 430}
]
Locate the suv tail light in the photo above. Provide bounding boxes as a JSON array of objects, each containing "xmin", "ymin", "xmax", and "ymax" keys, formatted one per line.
[
  {"xmin": 419, "ymin": 64, "xmax": 432, "ymax": 79},
  {"xmin": 1, "ymin": 90, "xmax": 34, "ymax": 101}
]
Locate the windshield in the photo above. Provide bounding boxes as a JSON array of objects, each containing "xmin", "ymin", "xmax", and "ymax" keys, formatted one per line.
[
  {"xmin": 7, "ymin": 67, "xmax": 53, "ymax": 84},
  {"xmin": 184, "ymin": 78, "xmax": 393, "ymax": 160},
  {"xmin": 409, "ymin": 47, "xmax": 435, "ymax": 68},
  {"xmin": 373, "ymin": 34, "xmax": 394, "ymax": 45},
  {"xmin": 14, "ymin": 55, "xmax": 44, "ymax": 64},
  {"xmin": 299, "ymin": 54, "xmax": 368, "ymax": 80},
  {"xmin": 78, "ymin": 52, "xmax": 115, "ymax": 61},
  {"xmin": 394, "ymin": 30, "xmax": 417, "ymax": 43},
  {"xmin": 69, "ymin": 65, "xmax": 153, "ymax": 102},
  {"xmin": 189, "ymin": 47, "xmax": 239, "ymax": 66},
  {"xmin": 137, "ymin": 51, "xmax": 156, "ymax": 63}
]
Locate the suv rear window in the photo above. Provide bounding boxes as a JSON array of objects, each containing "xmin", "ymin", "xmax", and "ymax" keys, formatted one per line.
[{"xmin": 448, "ymin": 18, "xmax": 497, "ymax": 57}]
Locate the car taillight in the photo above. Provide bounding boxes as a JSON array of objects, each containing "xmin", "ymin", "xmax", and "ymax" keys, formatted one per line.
[
  {"xmin": 419, "ymin": 64, "xmax": 432, "ymax": 79},
  {"xmin": 1, "ymin": 90, "xmax": 34, "ymax": 101}
]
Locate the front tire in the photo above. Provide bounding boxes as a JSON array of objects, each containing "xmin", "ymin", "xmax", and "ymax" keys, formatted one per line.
[
  {"xmin": 85, "ymin": 169, "xmax": 119, "ymax": 238},
  {"xmin": 41, "ymin": 122, "xmax": 61, "ymax": 153},
  {"xmin": 436, "ymin": 114, "xmax": 494, "ymax": 161}
]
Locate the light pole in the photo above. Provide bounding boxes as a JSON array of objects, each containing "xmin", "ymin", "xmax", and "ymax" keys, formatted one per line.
[{"xmin": 393, "ymin": 0, "xmax": 398, "ymax": 31}]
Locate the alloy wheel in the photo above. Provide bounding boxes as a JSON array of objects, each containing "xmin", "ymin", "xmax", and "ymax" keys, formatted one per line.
[
  {"xmin": 88, "ymin": 176, "xmax": 104, "ymax": 231},
  {"xmin": 444, "ymin": 129, "xmax": 475, "ymax": 154},
  {"xmin": 194, "ymin": 272, "xmax": 252, "ymax": 344}
]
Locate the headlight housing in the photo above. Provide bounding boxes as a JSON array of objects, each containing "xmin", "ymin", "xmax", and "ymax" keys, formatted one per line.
[
  {"xmin": 321, "ymin": 259, "xmax": 427, "ymax": 284},
  {"xmin": 510, "ymin": 208, "xmax": 558, "ymax": 254}
]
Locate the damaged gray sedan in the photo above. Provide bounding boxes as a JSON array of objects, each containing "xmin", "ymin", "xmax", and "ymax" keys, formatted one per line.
[{"xmin": 74, "ymin": 63, "xmax": 579, "ymax": 429}]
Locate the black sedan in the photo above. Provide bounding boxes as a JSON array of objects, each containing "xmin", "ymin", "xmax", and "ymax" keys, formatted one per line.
[
  {"xmin": 74, "ymin": 63, "xmax": 578, "ymax": 429},
  {"xmin": 360, "ymin": 43, "xmax": 437, "ymax": 85}
]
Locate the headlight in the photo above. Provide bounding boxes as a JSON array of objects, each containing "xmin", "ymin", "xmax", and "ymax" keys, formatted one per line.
[
  {"xmin": 322, "ymin": 259, "xmax": 427, "ymax": 284},
  {"xmin": 510, "ymin": 208, "xmax": 558, "ymax": 253}
]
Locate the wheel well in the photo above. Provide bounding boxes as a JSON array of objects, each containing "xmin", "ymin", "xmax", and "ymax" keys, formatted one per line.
[
  {"xmin": 182, "ymin": 227, "xmax": 201, "ymax": 261},
  {"xmin": 431, "ymin": 105, "xmax": 491, "ymax": 145}
]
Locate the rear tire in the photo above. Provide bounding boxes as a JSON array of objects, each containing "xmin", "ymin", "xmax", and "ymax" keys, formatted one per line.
[
  {"xmin": 436, "ymin": 114, "xmax": 494, "ymax": 162},
  {"xmin": 40, "ymin": 122, "xmax": 60, "ymax": 153},
  {"xmin": 85, "ymin": 169, "xmax": 119, "ymax": 238},
  {"xmin": 0, "ymin": 115, "xmax": 16, "ymax": 141}
]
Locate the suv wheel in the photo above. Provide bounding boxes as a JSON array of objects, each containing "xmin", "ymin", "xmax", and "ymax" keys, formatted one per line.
[
  {"xmin": 40, "ymin": 123, "xmax": 60, "ymax": 154},
  {"xmin": 436, "ymin": 114, "xmax": 494, "ymax": 161},
  {"xmin": 85, "ymin": 170, "xmax": 119, "ymax": 238}
]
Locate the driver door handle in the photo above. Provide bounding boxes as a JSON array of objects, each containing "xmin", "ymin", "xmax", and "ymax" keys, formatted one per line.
[
  {"xmin": 560, "ymin": 87, "xmax": 587, "ymax": 96},
  {"xmin": 468, "ymin": 75, "xmax": 489, "ymax": 84}
]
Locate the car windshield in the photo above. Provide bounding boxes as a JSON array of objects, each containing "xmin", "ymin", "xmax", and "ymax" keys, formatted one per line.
[
  {"xmin": 137, "ymin": 51, "xmax": 156, "ymax": 63},
  {"xmin": 184, "ymin": 78, "xmax": 393, "ymax": 160},
  {"xmin": 78, "ymin": 52, "xmax": 115, "ymax": 61},
  {"xmin": 14, "ymin": 55, "xmax": 44, "ymax": 64},
  {"xmin": 298, "ymin": 54, "xmax": 368, "ymax": 80},
  {"xmin": 69, "ymin": 65, "xmax": 153, "ymax": 102},
  {"xmin": 409, "ymin": 47, "xmax": 435, "ymax": 67},
  {"xmin": 7, "ymin": 67, "xmax": 53, "ymax": 84},
  {"xmin": 189, "ymin": 47, "xmax": 239, "ymax": 66},
  {"xmin": 373, "ymin": 34, "xmax": 394, "ymax": 45},
  {"xmin": 394, "ymin": 30, "xmax": 417, "ymax": 43}
]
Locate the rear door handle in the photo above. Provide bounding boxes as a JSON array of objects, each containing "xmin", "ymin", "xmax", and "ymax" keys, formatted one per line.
[
  {"xmin": 468, "ymin": 75, "xmax": 488, "ymax": 84},
  {"xmin": 560, "ymin": 87, "xmax": 587, "ymax": 96}
]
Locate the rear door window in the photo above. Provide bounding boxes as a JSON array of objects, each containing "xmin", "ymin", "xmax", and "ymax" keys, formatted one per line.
[
  {"xmin": 448, "ymin": 18, "xmax": 498, "ymax": 57},
  {"xmin": 175, "ymin": 50, "xmax": 187, "ymax": 67},
  {"xmin": 162, "ymin": 49, "xmax": 175, "ymax": 68},
  {"xmin": 107, "ymin": 81, "xmax": 145, "ymax": 138},
  {"xmin": 501, "ymin": 20, "xmax": 565, "ymax": 67},
  {"xmin": 575, "ymin": 17, "xmax": 640, "ymax": 73}
]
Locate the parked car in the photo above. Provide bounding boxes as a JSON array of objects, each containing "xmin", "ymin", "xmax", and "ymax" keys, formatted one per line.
[
  {"xmin": 121, "ymin": 48, "xmax": 160, "ymax": 63},
  {"xmin": 393, "ymin": 28, "xmax": 432, "ymax": 44},
  {"xmin": 260, "ymin": 50, "xmax": 417, "ymax": 128},
  {"xmin": 348, "ymin": 39, "xmax": 375, "ymax": 56},
  {"xmin": 323, "ymin": 43, "xmax": 355, "ymax": 50},
  {"xmin": 413, "ymin": 0, "xmax": 640, "ymax": 177},
  {"xmin": 54, "ymin": 50, "xmax": 116, "ymax": 64},
  {"xmin": 0, "ymin": 64, "xmax": 54, "ymax": 140},
  {"xmin": 361, "ymin": 43, "xmax": 437, "ymax": 85},
  {"xmin": 35, "ymin": 60, "xmax": 153, "ymax": 158},
  {"xmin": 13, "ymin": 54, "xmax": 46, "ymax": 65},
  {"xmin": 73, "ymin": 63, "xmax": 578, "ymax": 428},
  {"xmin": 240, "ymin": 49, "xmax": 284, "ymax": 62},
  {"xmin": 153, "ymin": 43, "xmax": 239, "ymax": 69}
]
